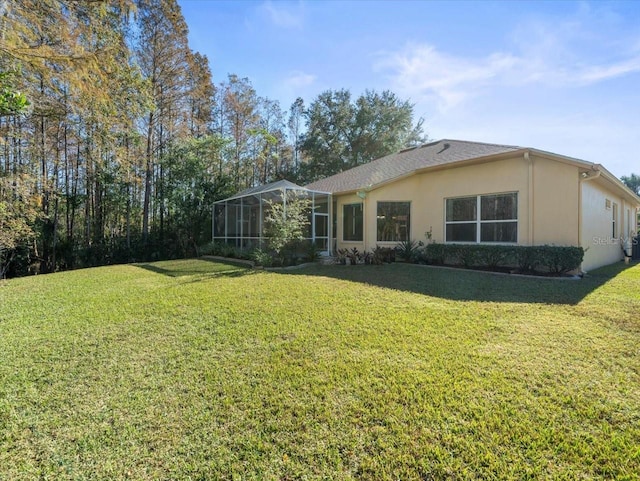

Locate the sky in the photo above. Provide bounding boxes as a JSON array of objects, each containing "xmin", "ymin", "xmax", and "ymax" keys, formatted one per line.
[{"xmin": 178, "ymin": 0, "xmax": 640, "ymax": 178}]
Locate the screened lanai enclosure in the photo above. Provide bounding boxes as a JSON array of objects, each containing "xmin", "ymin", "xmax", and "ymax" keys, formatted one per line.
[{"xmin": 212, "ymin": 180, "xmax": 333, "ymax": 255}]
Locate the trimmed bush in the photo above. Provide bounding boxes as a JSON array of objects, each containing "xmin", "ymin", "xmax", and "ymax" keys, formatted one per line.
[
  {"xmin": 536, "ymin": 245, "xmax": 584, "ymax": 274},
  {"xmin": 421, "ymin": 243, "xmax": 584, "ymax": 275},
  {"xmin": 475, "ymin": 245, "xmax": 511, "ymax": 268},
  {"xmin": 512, "ymin": 245, "xmax": 540, "ymax": 273},
  {"xmin": 424, "ymin": 243, "xmax": 446, "ymax": 265}
]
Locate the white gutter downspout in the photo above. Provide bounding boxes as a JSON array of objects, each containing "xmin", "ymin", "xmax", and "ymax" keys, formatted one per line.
[{"xmin": 525, "ymin": 152, "xmax": 534, "ymax": 245}]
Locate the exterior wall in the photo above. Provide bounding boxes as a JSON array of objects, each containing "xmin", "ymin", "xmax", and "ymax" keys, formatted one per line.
[
  {"xmin": 333, "ymin": 154, "xmax": 638, "ymax": 271},
  {"xmin": 580, "ymin": 179, "xmax": 630, "ymax": 271},
  {"xmin": 335, "ymin": 154, "xmax": 583, "ymax": 253},
  {"xmin": 530, "ymin": 156, "xmax": 580, "ymax": 246}
]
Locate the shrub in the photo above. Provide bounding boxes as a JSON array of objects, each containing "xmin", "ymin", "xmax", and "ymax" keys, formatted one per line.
[
  {"xmin": 372, "ymin": 246, "xmax": 395, "ymax": 264},
  {"xmin": 512, "ymin": 245, "xmax": 539, "ymax": 273},
  {"xmin": 424, "ymin": 243, "xmax": 446, "ymax": 265},
  {"xmin": 198, "ymin": 241, "xmax": 219, "ymax": 256},
  {"xmin": 475, "ymin": 245, "xmax": 511, "ymax": 269},
  {"xmin": 395, "ymin": 239, "xmax": 421, "ymax": 263},
  {"xmin": 537, "ymin": 245, "xmax": 584, "ymax": 274},
  {"xmin": 303, "ymin": 242, "xmax": 320, "ymax": 262},
  {"xmin": 263, "ymin": 193, "xmax": 311, "ymax": 260},
  {"xmin": 455, "ymin": 245, "xmax": 478, "ymax": 268},
  {"xmin": 347, "ymin": 247, "xmax": 361, "ymax": 266},
  {"xmin": 250, "ymin": 248, "xmax": 274, "ymax": 267},
  {"xmin": 422, "ymin": 243, "xmax": 584, "ymax": 275}
]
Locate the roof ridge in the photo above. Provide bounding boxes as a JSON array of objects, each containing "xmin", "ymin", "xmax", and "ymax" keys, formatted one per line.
[
  {"xmin": 440, "ymin": 138, "xmax": 524, "ymax": 150},
  {"xmin": 396, "ymin": 139, "xmax": 522, "ymax": 155},
  {"xmin": 305, "ymin": 138, "xmax": 531, "ymax": 193}
]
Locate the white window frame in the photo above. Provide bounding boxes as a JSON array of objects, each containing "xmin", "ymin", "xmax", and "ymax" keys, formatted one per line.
[
  {"xmin": 612, "ymin": 202, "xmax": 618, "ymax": 239},
  {"xmin": 445, "ymin": 192, "xmax": 518, "ymax": 244}
]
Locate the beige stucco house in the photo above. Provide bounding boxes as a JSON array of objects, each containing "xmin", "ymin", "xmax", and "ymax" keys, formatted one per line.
[{"xmin": 303, "ymin": 139, "xmax": 640, "ymax": 272}]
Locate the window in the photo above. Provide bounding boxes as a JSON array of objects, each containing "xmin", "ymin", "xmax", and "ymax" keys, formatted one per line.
[
  {"xmin": 445, "ymin": 193, "xmax": 518, "ymax": 243},
  {"xmin": 377, "ymin": 202, "xmax": 410, "ymax": 242},
  {"xmin": 445, "ymin": 197, "xmax": 477, "ymax": 242},
  {"xmin": 612, "ymin": 203, "xmax": 618, "ymax": 238},
  {"xmin": 343, "ymin": 203, "xmax": 363, "ymax": 241}
]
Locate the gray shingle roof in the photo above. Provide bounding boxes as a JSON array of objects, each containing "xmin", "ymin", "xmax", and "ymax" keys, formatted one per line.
[{"xmin": 304, "ymin": 139, "xmax": 523, "ymax": 194}]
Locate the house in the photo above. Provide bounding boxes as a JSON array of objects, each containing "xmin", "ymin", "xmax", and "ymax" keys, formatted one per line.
[{"xmin": 213, "ymin": 140, "xmax": 640, "ymax": 272}]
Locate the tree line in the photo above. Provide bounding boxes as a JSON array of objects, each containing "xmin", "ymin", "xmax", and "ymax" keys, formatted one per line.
[{"xmin": 0, "ymin": 0, "xmax": 426, "ymax": 278}]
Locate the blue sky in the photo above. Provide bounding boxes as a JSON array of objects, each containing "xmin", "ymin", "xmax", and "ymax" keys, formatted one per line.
[{"xmin": 179, "ymin": 0, "xmax": 640, "ymax": 178}]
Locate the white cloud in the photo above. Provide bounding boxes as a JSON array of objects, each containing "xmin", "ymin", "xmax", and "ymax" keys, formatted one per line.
[
  {"xmin": 375, "ymin": 44, "xmax": 522, "ymax": 110},
  {"xmin": 284, "ymin": 71, "xmax": 316, "ymax": 88},
  {"xmin": 375, "ymin": 20, "xmax": 640, "ymax": 112},
  {"xmin": 270, "ymin": 70, "xmax": 318, "ymax": 111},
  {"xmin": 577, "ymin": 57, "xmax": 640, "ymax": 84},
  {"xmin": 260, "ymin": 1, "xmax": 304, "ymax": 29}
]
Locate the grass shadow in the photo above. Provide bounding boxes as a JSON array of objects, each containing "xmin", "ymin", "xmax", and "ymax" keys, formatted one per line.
[
  {"xmin": 280, "ymin": 261, "xmax": 638, "ymax": 305},
  {"xmin": 135, "ymin": 257, "xmax": 256, "ymax": 281}
]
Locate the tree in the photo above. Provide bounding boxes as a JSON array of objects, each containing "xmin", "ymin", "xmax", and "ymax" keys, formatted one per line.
[
  {"xmin": 263, "ymin": 192, "xmax": 311, "ymax": 263},
  {"xmin": 352, "ymin": 90, "xmax": 425, "ymax": 164},
  {"xmin": 0, "ymin": 174, "xmax": 39, "ymax": 278},
  {"xmin": 0, "ymin": 72, "xmax": 28, "ymax": 115},
  {"xmin": 621, "ymin": 173, "xmax": 640, "ymax": 195},
  {"xmin": 185, "ymin": 51, "xmax": 215, "ymax": 138},
  {"xmin": 160, "ymin": 135, "xmax": 232, "ymax": 255},
  {"xmin": 300, "ymin": 89, "xmax": 426, "ymax": 182},
  {"xmin": 0, "ymin": 0, "xmax": 228, "ymax": 277},
  {"xmin": 621, "ymin": 174, "xmax": 640, "ymax": 232},
  {"xmin": 221, "ymin": 74, "xmax": 260, "ymax": 190},
  {"xmin": 136, "ymin": 0, "xmax": 193, "ymax": 242},
  {"xmin": 288, "ymin": 97, "xmax": 305, "ymax": 171},
  {"xmin": 299, "ymin": 89, "xmax": 354, "ymax": 181}
]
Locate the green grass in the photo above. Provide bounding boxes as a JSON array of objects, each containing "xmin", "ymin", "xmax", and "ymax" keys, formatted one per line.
[{"xmin": 1, "ymin": 259, "xmax": 639, "ymax": 480}]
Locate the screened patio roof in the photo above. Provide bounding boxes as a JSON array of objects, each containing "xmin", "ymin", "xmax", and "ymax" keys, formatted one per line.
[
  {"xmin": 217, "ymin": 179, "xmax": 330, "ymax": 203},
  {"xmin": 212, "ymin": 180, "xmax": 333, "ymax": 254}
]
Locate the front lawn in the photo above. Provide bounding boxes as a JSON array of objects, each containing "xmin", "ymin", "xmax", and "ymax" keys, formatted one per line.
[{"xmin": 1, "ymin": 260, "xmax": 639, "ymax": 479}]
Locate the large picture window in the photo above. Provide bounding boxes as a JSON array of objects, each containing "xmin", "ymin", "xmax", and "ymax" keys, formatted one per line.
[
  {"xmin": 377, "ymin": 202, "xmax": 410, "ymax": 242},
  {"xmin": 343, "ymin": 203, "xmax": 363, "ymax": 241},
  {"xmin": 446, "ymin": 193, "xmax": 517, "ymax": 243}
]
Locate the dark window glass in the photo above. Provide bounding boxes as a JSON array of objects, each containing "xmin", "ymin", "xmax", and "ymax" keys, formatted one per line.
[
  {"xmin": 343, "ymin": 203, "xmax": 363, "ymax": 241},
  {"xmin": 446, "ymin": 223, "xmax": 477, "ymax": 242},
  {"xmin": 315, "ymin": 215, "xmax": 328, "ymax": 237},
  {"xmin": 481, "ymin": 193, "xmax": 517, "ymax": 221},
  {"xmin": 314, "ymin": 195, "xmax": 329, "ymax": 214},
  {"xmin": 303, "ymin": 210, "xmax": 312, "ymax": 238},
  {"xmin": 446, "ymin": 197, "xmax": 477, "ymax": 222},
  {"xmin": 377, "ymin": 202, "xmax": 410, "ymax": 242},
  {"xmin": 480, "ymin": 222, "xmax": 517, "ymax": 243}
]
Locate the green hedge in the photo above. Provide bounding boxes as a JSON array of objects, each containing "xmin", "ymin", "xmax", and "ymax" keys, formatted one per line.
[{"xmin": 422, "ymin": 243, "xmax": 584, "ymax": 275}]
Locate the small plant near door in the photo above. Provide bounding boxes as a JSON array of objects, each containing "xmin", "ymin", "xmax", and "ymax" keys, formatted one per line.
[
  {"xmin": 395, "ymin": 239, "xmax": 421, "ymax": 262},
  {"xmin": 347, "ymin": 247, "xmax": 361, "ymax": 265}
]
